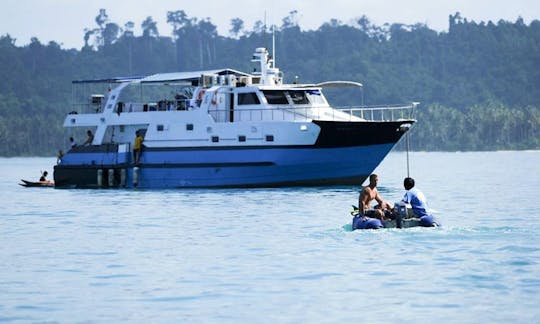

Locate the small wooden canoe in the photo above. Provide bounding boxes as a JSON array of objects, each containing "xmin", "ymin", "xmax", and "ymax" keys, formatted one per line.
[{"xmin": 19, "ymin": 179, "xmax": 55, "ymax": 188}]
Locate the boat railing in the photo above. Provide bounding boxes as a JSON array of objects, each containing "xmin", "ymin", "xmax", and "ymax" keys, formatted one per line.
[
  {"xmin": 337, "ymin": 104, "xmax": 416, "ymax": 121},
  {"xmin": 71, "ymin": 103, "xmax": 101, "ymax": 114},
  {"xmin": 70, "ymin": 100, "xmax": 415, "ymax": 122},
  {"xmin": 209, "ymin": 103, "xmax": 415, "ymax": 123},
  {"xmin": 70, "ymin": 99, "xmax": 193, "ymax": 114}
]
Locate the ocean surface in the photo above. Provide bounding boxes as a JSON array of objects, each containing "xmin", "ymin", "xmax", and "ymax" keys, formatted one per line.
[{"xmin": 1, "ymin": 151, "xmax": 539, "ymax": 323}]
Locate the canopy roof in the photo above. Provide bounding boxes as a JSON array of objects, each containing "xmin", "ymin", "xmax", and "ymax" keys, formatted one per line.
[
  {"xmin": 72, "ymin": 69, "xmax": 250, "ymax": 85},
  {"xmin": 315, "ymin": 81, "xmax": 363, "ymax": 88},
  {"xmin": 298, "ymin": 81, "xmax": 363, "ymax": 88},
  {"xmin": 140, "ymin": 68, "xmax": 249, "ymax": 84},
  {"xmin": 72, "ymin": 76, "xmax": 145, "ymax": 84}
]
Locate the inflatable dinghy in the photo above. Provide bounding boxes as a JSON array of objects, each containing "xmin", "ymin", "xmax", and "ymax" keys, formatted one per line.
[{"xmin": 351, "ymin": 201, "xmax": 439, "ymax": 230}]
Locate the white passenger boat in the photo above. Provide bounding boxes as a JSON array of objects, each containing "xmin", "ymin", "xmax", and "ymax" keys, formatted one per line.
[{"xmin": 54, "ymin": 48, "xmax": 416, "ymax": 188}]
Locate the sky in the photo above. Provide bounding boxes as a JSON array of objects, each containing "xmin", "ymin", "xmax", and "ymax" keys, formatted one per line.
[{"xmin": 1, "ymin": 0, "xmax": 539, "ymax": 49}]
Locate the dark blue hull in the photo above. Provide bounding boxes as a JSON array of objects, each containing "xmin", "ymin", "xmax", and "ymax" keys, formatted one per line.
[
  {"xmin": 55, "ymin": 143, "xmax": 395, "ymax": 188},
  {"xmin": 54, "ymin": 120, "xmax": 412, "ymax": 188}
]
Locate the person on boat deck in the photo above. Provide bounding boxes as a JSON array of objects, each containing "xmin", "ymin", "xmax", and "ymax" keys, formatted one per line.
[
  {"xmin": 358, "ymin": 174, "xmax": 393, "ymax": 219},
  {"xmin": 82, "ymin": 130, "xmax": 94, "ymax": 146},
  {"xmin": 39, "ymin": 171, "xmax": 48, "ymax": 182},
  {"xmin": 57, "ymin": 150, "xmax": 64, "ymax": 165},
  {"xmin": 69, "ymin": 137, "xmax": 77, "ymax": 148},
  {"xmin": 133, "ymin": 131, "xmax": 143, "ymax": 164},
  {"xmin": 402, "ymin": 177, "xmax": 431, "ymax": 217}
]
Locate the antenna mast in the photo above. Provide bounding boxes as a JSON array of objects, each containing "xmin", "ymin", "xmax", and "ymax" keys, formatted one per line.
[
  {"xmin": 405, "ymin": 102, "xmax": 420, "ymax": 177},
  {"xmin": 264, "ymin": 11, "xmax": 267, "ymax": 50},
  {"xmin": 272, "ymin": 25, "xmax": 276, "ymax": 68}
]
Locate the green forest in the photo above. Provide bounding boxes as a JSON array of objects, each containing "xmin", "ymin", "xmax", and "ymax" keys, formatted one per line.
[{"xmin": 0, "ymin": 10, "xmax": 539, "ymax": 156}]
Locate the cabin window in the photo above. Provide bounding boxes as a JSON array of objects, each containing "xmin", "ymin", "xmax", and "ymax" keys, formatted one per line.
[
  {"xmin": 265, "ymin": 135, "xmax": 274, "ymax": 142},
  {"xmin": 262, "ymin": 90, "xmax": 288, "ymax": 105},
  {"xmin": 238, "ymin": 135, "xmax": 246, "ymax": 142},
  {"xmin": 211, "ymin": 136, "xmax": 219, "ymax": 142},
  {"xmin": 157, "ymin": 124, "xmax": 164, "ymax": 131},
  {"xmin": 186, "ymin": 124, "xmax": 194, "ymax": 131},
  {"xmin": 289, "ymin": 90, "xmax": 310, "ymax": 105},
  {"xmin": 238, "ymin": 93, "xmax": 261, "ymax": 105}
]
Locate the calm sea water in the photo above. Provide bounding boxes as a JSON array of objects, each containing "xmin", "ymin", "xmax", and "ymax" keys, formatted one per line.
[{"xmin": 1, "ymin": 151, "xmax": 539, "ymax": 323}]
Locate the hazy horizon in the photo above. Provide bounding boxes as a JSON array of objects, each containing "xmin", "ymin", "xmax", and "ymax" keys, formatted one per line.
[{"xmin": 1, "ymin": 0, "xmax": 539, "ymax": 49}]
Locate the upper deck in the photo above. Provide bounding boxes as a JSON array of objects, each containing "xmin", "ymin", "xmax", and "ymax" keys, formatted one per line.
[
  {"xmin": 64, "ymin": 47, "xmax": 417, "ymax": 147},
  {"xmin": 68, "ymin": 74, "xmax": 416, "ymax": 125}
]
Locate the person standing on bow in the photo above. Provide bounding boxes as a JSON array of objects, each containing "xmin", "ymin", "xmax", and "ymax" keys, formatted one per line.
[
  {"xmin": 133, "ymin": 130, "xmax": 144, "ymax": 165},
  {"xmin": 57, "ymin": 150, "xmax": 64, "ymax": 165},
  {"xmin": 69, "ymin": 137, "xmax": 77, "ymax": 149},
  {"xmin": 358, "ymin": 174, "xmax": 393, "ymax": 219}
]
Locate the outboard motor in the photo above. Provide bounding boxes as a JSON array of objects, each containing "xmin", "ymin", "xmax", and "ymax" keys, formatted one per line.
[
  {"xmin": 393, "ymin": 201, "xmax": 439, "ymax": 227},
  {"xmin": 392, "ymin": 201, "xmax": 413, "ymax": 228},
  {"xmin": 393, "ymin": 201, "xmax": 413, "ymax": 218}
]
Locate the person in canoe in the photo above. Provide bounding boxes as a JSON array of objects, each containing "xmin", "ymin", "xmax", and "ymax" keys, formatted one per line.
[
  {"xmin": 19, "ymin": 171, "xmax": 54, "ymax": 188},
  {"xmin": 39, "ymin": 171, "xmax": 49, "ymax": 182}
]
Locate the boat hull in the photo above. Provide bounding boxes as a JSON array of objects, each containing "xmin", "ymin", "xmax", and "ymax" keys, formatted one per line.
[
  {"xmin": 54, "ymin": 120, "xmax": 412, "ymax": 189},
  {"xmin": 54, "ymin": 143, "xmax": 395, "ymax": 188}
]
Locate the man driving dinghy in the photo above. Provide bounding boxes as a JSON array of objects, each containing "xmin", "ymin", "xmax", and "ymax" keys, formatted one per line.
[{"xmin": 401, "ymin": 177, "xmax": 438, "ymax": 227}]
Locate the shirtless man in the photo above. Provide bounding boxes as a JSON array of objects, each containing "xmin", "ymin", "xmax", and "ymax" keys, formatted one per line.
[{"xmin": 358, "ymin": 174, "xmax": 392, "ymax": 219}]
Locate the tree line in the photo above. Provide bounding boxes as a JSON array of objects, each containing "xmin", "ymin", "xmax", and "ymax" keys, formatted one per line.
[{"xmin": 0, "ymin": 10, "xmax": 538, "ymax": 156}]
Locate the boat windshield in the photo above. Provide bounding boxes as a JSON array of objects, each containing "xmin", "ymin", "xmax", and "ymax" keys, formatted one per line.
[
  {"xmin": 288, "ymin": 90, "xmax": 309, "ymax": 105},
  {"xmin": 262, "ymin": 90, "xmax": 312, "ymax": 105},
  {"xmin": 262, "ymin": 90, "xmax": 288, "ymax": 104},
  {"xmin": 238, "ymin": 92, "xmax": 261, "ymax": 105}
]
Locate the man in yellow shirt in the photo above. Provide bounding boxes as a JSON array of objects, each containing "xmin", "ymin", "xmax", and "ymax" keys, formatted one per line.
[{"xmin": 133, "ymin": 131, "xmax": 143, "ymax": 164}]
